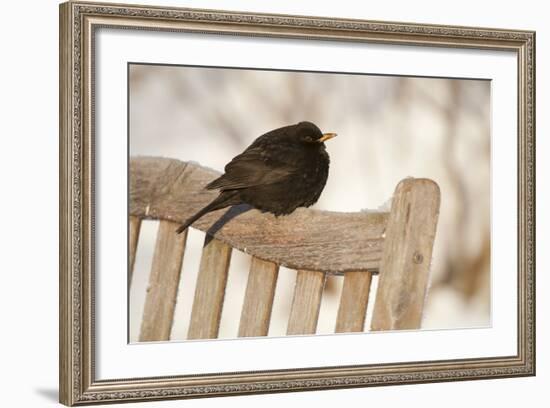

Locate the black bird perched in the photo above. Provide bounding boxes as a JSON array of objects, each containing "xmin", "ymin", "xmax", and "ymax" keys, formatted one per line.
[{"xmin": 176, "ymin": 121, "xmax": 336, "ymax": 234}]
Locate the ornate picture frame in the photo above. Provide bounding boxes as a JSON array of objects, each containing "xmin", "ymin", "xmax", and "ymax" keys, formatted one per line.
[{"xmin": 59, "ymin": 1, "xmax": 535, "ymax": 405}]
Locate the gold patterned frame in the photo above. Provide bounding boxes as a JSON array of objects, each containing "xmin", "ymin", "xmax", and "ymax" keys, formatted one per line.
[{"xmin": 59, "ymin": 1, "xmax": 536, "ymax": 405}]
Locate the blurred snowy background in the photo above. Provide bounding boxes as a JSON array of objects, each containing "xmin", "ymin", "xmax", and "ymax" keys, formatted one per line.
[{"xmin": 129, "ymin": 63, "xmax": 491, "ymax": 342}]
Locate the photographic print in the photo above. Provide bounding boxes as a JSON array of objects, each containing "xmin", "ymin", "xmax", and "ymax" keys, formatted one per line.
[
  {"xmin": 128, "ymin": 64, "xmax": 491, "ymax": 343},
  {"xmin": 60, "ymin": 2, "xmax": 534, "ymax": 404}
]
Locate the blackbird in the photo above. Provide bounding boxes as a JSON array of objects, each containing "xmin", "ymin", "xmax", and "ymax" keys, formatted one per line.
[{"xmin": 176, "ymin": 121, "xmax": 336, "ymax": 234}]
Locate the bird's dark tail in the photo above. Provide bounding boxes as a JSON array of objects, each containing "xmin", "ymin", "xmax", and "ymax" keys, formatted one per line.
[
  {"xmin": 175, "ymin": 205, "xmax": 212, "ymax": 234},
  {"xmin": 175, "ymin": 191, "xmax": 240, "ymax": 234}
]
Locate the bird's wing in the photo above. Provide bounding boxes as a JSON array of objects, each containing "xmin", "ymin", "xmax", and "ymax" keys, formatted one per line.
[{"xmin": 206, "ymin": 146, "xmax": 297, "ymax": 191}]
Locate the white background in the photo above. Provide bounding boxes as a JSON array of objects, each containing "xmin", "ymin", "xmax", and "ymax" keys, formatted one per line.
[{"xmin": 0, "ymin": 0, "xmax": 546, "ymax": 406}]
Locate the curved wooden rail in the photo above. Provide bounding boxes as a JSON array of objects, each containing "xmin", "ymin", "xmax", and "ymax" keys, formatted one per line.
[{"xmin": 130, "ymin": 156, "xmax": 389, "ymax": 273}]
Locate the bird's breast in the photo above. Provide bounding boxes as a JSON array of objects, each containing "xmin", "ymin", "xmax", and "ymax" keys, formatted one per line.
[{"xmin": 239, "ymin": 142, "xmax": 330, "ymax": 215}]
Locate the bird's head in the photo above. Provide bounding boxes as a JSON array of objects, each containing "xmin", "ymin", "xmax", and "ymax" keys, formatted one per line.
[{"xmin": 294, "ymin": 121, "xmax": 337, "ymax": 146}]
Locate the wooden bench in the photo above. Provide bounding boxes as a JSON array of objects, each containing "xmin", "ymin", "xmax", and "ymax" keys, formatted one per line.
[{"xmin": 129, "ymin": 157, "xmax": 440, "ymax": 341}]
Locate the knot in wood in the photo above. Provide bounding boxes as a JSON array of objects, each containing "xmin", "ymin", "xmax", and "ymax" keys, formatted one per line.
[{"xmin": 412, "ymin": 251, "xmax": 424, "ymax": 264}]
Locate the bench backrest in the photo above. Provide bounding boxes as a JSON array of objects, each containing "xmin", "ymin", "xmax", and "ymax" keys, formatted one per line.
[{"xmin": 129, "ymin": 157, "xmax": 440, "ymax": 341}]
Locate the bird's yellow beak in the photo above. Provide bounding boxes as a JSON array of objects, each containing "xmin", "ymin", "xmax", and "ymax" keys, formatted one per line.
[{"xmin": 319, "ymin": 132, "xmax": 337, "ymax": 143}]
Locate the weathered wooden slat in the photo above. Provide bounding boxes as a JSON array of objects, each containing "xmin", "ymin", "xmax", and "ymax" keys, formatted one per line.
[
  {"xmin": 238, "ymin": 257, "xmax": 279, "ymax": 337},
  {"xmin": 335, "ymin": 271, "xmax": 373, "ymax": 333},
  {"xmin": 139, "ymin": 220, "xmax": 187, "ymax": 342},
  {"xmin": 128, "ymin": 215, "xmax": 142, "ymax": 285},
  {"xmin": 130, "ymin": 157, "xmax": 388, "ymax": 273},
  {"xmin": 371, "ymin": 178, "xmax": 440, "ymax": 331},
  {"xmin": 287, "ymin": 270, "xmax": 326, "ymax": 335},
  {"xmin": 187, "ymin": 237, "xmax": 232, "ymax": 340}
]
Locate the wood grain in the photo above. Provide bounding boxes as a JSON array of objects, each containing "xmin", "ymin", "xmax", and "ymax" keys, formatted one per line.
[
  {"xmin": 287, "ymin": 270, "xmax": 326, "ymax": 335},
  {"xmin": 130, "ymin": 157, "xmax": 388, "ymax": 273},
  {"xmin": 139, "ymin": 220, "xmax": 187, "ymax": 342},
  {"xmin": 187, "ymin": 237, "xmax": 232, "ymax": 339},
  {"xmin": 371, "ymin": 178, "xmax": 440, "ymax": 331},
  {"xmin": 238, "ymin": 257, "xmax": 279, "ymax": 337},
  {"xmin": 128, "ymin": 215, "xmax": 142, "ymax": 285},
  {"xmin": 335, "ymin": 271, "xmax": 372, "ymax": 333}
]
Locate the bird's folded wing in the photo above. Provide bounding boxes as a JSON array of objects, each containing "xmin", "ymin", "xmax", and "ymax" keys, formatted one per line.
[{"xmin": 206, "ymin": 147, "xmax": 297, "ymax": 191}]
